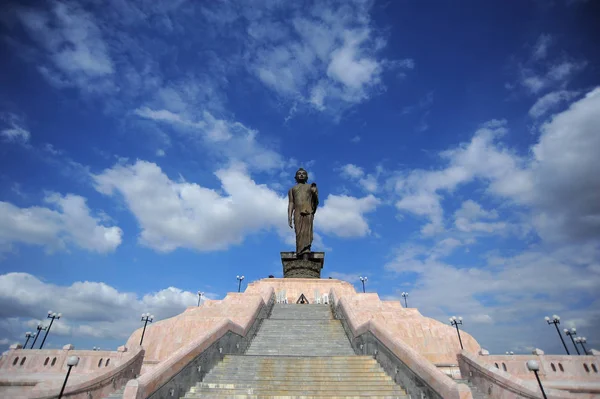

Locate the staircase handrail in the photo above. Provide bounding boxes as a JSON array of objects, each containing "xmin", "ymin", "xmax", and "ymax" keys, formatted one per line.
[
  {"xmin": 122, "ymin": 290, "xmax": 272, "ymax": 399},
  {"xmin": 332, "ymin": 291, "xmax": 473, "ymax": 399}
]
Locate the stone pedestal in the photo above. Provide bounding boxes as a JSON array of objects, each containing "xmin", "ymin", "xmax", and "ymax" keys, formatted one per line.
[{"xmin": 281, "ymin": 252, "xmax": 324, "ymax": 278}]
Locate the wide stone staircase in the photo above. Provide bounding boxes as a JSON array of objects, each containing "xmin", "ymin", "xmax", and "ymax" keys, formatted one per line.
[{"xmin": 182, "ymin": 303, "xmax": 408, "ymax": 398}]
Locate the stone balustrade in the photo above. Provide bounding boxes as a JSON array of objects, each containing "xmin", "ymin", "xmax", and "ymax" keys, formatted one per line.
[{"xmin": 0, "ymin": 344, "xmax": 143, "ymax": 399}]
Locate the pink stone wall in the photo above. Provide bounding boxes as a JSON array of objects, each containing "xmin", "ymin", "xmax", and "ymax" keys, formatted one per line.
[
  {"xmin": 122, "ymin": 286, "xmax": 274, "ymax": 399},
  {"xmin": 330, "ymin": 289, "xmax": 481, "ymax": 364},
  {"xmin": 124, "ymin": 291, "xmax": 267, "ymax": 370},
  {"xmin": 0, "ymin": 346, "xmax": 143, "ymax": 399},
  {"xmin": 459, "ymin": 351, "xmax": 600, "ymax": 399},
  {"xmin": 0, "ymin": 348, "xmax": 130, "ymax": 374},
  {"xmin": 245, "ymin": 277, "xmax": 357, "ymax": 303},
  {"xmin": 478, "ymin": 354, "xmax": 600, "ymax": 382}
]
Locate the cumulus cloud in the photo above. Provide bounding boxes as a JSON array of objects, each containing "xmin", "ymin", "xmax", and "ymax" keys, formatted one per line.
[
  {"xmin": 14, "ymin": 1, "xmax": 114, "ymax": 92},
  {"xmin": 520, "ymin": 61, "xmax": 586, "ymax": 94},
  {"xmin": 389, "ymin": 119, "xmax": 527, "ymax": 235},
  {"xmin": 385, "ymin": 241, "xmax": 600, "ymax": 353},
  {"xmin": 94, "ymin": 160, "xmax": 380, "ymax": 252},
  {"xmin": 0, "ymin": 193, "xmax": 122, "ymax": 255},
  {"xmin": 529, "ymin": 90, "xmax": 579, "ymax": 118},
  {"xmin": 1, "ymin": 124, "xmax": 31, "ymax": 143},
  {"xmin": 134, "ymin": 108, "xmax": 283, "ymax": 171},
  {"xmin": 532, "ymin": 34, "xmax": 552, "ymax": 61},
  {"xmin": 0, "ymin": 273, "xmax": 212, "ymax": 345},
  {"xmin": 0, "ymin": 113, "xmax": 31, "ymax": 144},
  {"xmin": 529, "ymin": 87, "xmax": 600, "ymax": 242},
  {"xmin": 454, "ymin": 200, "xmax": 507, "ymax": 234},
  {"xmin": 317, "ymin": 194, "xmax": 380, "ymax": 237},
  {"xmin": 340, "ymin": 164, "xmax": 380, "ymax": 193},
  {"xmin": 233, "ymin": 0, "xmax": 413, "ymax": 114},
  {"xmin": 390, "ymin": 88, "xmax": 600, "ymax": 244},
  {"xmin": 340, "ymin": 164, "xmax": 365, "ymax": 179}
]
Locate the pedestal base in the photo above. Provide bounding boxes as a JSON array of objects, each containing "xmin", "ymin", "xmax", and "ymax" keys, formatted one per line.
[{"xmin": 281, "ymin": 252, "xmax": 324, "ymax": 278}]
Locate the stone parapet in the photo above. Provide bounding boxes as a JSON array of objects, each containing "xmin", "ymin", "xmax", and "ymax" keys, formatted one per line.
[
  {"xmin": 472, "ymin": 353, "xmax": 600, "ymax": 383},
  {"xmin": 124, "ymin": 291, "xmax": 269, "ymax": 365},
  {"xmin": 331, "ymin": 290, "xmax": 474, "ymax": 399},
  {"xmin": 122, "ymin": 287, "xmax": 273, "ymax": 399},
  {"xmin": 0, "ymin": 346, "xmax": 143, "ymax": 399},
  {"xmin": 458, "ymin": 351, "xmax": 579, "ymax": 399}
]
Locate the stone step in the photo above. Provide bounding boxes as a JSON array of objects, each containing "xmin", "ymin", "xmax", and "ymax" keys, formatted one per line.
[
  {"xmin": 196, "ymin": 381, "xmax": 400, "ymax": 389},
  {"xmin": 178, "ymin": 306, "xmax": 408, "ymax": 399},
  {"xmin": 269, "ymin": 306, "xmax": 333, "ymax": 320},
  {"xmin": 204, "ymin": 375, "xmax": 393, "ymax": 382},
  {"xmin": 247, "ymin": 342, "xmax": 351, "ymax": 347},
  {"xmin": 102, "ymin": 386, "xmax": 125, "ymax": 399},
  {"xmin": 221, "ymin": 355, "xmax": 374, "ymax": 363},
  {"xmin": 208, "ymin": 367, "xmax": 385, "ymax": 375},
  {"xmin": 185, "ymin": 388, "xmax": 408, "ymax": 396},
  {"xmin": 184, "ymin": 396, "xmax": 407, "ymax": 399}
]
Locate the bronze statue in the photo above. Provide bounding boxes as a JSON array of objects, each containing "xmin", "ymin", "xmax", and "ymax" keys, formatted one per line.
[{"xmin": 288, "ymin": 168, "xmax": 319, "ymax": 256}]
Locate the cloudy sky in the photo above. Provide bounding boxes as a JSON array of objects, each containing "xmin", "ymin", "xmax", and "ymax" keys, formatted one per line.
[{"xmin": 0, "ymin": 0, "xmax": 598, "ymax": 355}]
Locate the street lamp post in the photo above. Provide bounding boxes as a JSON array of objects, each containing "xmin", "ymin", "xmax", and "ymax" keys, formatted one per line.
[
  {"xmin": 236, "ymin": 275, "xmax": 245, "ymax": 293},
  {"xmin": 139, "ymin": 313, "xmax": 154, "ymax": 346},
  {"xmin": 58, "ymin": 356, "xmax": 79, "ymax": 399},
  {"xmin": 23, "ymin": 332, "xmax": 35, "ymax": 349},
  {"xmin": 40, "ymin": 311, "xmax": 61, "ymax": 349},
  {"xmin": 449, "ymin": 316, "xmax": 464, "ymax": 350},
  {"xmin": 30, "ymin": 324, "xmax": 46, "ymax": 349},
  {"xmin": 527, "ymin": 360, "xmax": 548, "ymax": 399},
  {"xmin": 197, "ymin": 291, "xmax": 204, "ymax": 307},
  {"xmin": 545, "ymin": 315, "xmax": 569, "ymax": 355},
  {"xmin": 401, "ymin": 292, "xmax": 409, "ymax": 308},
  {"xmin": 564, "ymin": 328, "xmax": 580, "ymax": 355},
  {"xmin": 359, "ymin": 277, "xmax": 367, "ymax": 293},
  {"xmin": 575, "ymin": 337, "xmax": 588, "ymax": 355}
]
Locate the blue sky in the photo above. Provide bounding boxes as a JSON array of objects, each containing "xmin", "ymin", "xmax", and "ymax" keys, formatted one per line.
[{"xmin": 0, "ymin": 0, "xmax": 599, "ymax": 355}]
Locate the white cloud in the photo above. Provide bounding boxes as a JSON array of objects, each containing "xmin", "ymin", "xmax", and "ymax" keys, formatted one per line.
[
  {"xmin": 340, "ymin": 164, "xmax": 364, "ymax": 179},
  {"xmin": 1, "ymin": 125, "xmax": 31, "ymax": 143},
  {"xmin": 520, "ymin": 61, "xmax": 586, "ymax": 94},
  {"xmin": 529, "ymin": 87, "xmax": 600, "ymax": 242},
  {"xmin": 0, "ymin": 273, "xmax": 214, "ymax": 343},
  {"xmin": 327, "ymin": 30, "xmax": 380, "ymax": 90},
  {"xmin": 0, "ymin": 193, "xmax": 122, "ymax": 255},
  {"xmin": 15, "ymin": 2, "xmax": 114, "ymax": 92},
  {"xmin": 317, "ymin": 194, "xmax": 380, "ymax": 237},
  {"xmin": 350, "ymin": 135, "xmax": 361, "ymax": 143},
  {"xmin": 241, "ymin": 0, "xmax": 412, "ymax": 114},
  {"xmin": 1, "ymin": 113, "xmax": 31, "ymax": 144},
  {"xmin": 94, "ymin": 160, "xmax": 379, "ymax": 252},
  {"xmin": 532, "ymin": 34, "xmax": 552, "ymax": 60},
  {"xmin": 385, "ymin": 241, "xmax": 600, "ymax": 353},
  {"xmin": 134, "ymin": 108, "xmax": 283, "ymax": 171},
  {"xmin": 340, "ymin": 164, "xmax": 380, "ymax": 193},
  {"xmin": 389, "ymin": 87, "xmax": 600, "ymax": 244},
  {"xmin": 454, "ymin": 200, "xmax": 507, "ymax": 234},
  {"xmin": 529, "ymin": 90, "xmax": 578, "ymax": 118}
]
